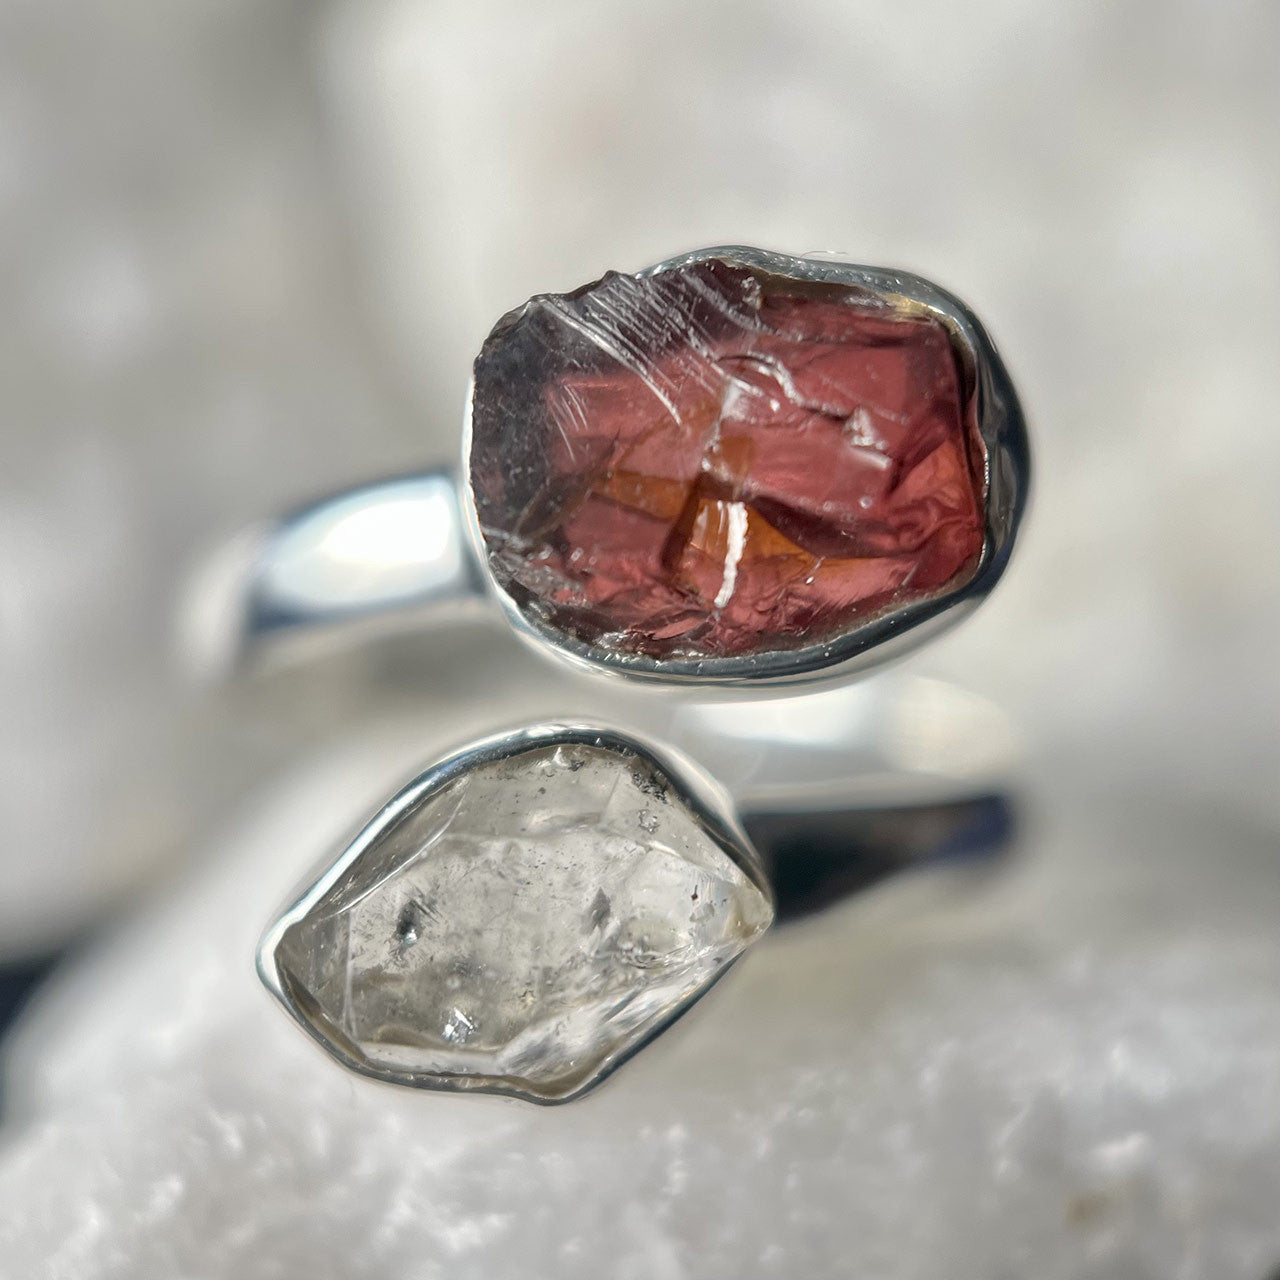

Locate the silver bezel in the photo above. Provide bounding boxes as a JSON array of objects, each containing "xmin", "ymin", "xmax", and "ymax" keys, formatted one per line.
[
  {"xmin": 257, "ymin": 721, "xmax": 772, "ymax": 1104},
  {"xmin": 463, "ymin": 244, "xmax": 1029, "ymax": 689}
]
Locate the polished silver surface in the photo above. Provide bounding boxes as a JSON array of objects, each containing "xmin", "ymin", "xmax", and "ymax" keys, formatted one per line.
[
  {"xmin": 675, "ymin": 677, "xmax": 1020, "ymax": 811},
  {"xmin": 183, "ymin": 472, "xmax": 487, "ymax": 677},
  {"xmin": 462, "ymin": 245, "xmax": 1030, "ymax": 689}
]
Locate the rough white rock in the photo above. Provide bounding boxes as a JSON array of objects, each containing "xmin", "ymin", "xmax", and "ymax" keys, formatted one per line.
[{"xmin": 2, "ymin": 726, "xmax": 1280, "ymax": 1278}]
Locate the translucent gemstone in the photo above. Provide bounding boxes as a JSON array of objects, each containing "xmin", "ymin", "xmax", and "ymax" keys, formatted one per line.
[
  {"xmin": 469, "ymin": 256, "xmax": 987, "ymax": 661},
  {"xmin": 270, "ymin": 740, "xmax": 772, "ymax": 1102}
]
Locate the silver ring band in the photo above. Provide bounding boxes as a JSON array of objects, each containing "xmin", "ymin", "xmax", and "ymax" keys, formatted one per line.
[{"xmin": 182, "ymin": 246, "xmax": 1030, "ymax": 1102}]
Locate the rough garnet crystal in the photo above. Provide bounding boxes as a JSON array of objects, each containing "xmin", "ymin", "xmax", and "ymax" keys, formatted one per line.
[
  {"xmin": 469, "ymin": 256, "xmax": 987, "ymax": 663},
  {"xmin": 267, "ymin": 736, "xmax": 772, "ymax": 1102}
]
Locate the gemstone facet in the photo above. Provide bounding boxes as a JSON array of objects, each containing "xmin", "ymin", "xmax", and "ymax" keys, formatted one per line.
[
  {"xmin": 469, "ymin": 254, "xmax": 987, "ymax": 667},
  {"xmin": 262, "ymin": 729, "xmax": 772, "ymax": 1102}
]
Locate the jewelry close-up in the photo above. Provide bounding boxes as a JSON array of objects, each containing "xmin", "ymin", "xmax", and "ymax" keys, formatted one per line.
[
  {"xmin": 249, "ymin": 245, "xmax": 1029, "ymax": 1103},
  {"xmin": 259, "ymin": 724, "xmax": 773, "ymax": 1104}
]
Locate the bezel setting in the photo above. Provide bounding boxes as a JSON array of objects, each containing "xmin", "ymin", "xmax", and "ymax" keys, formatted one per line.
[
  {"xmin": 257, "ymin": 722, "xmax": 773, "ymax": 1104},
  {"xmin": 463, "ymin": 245, "xmax": 1029, "ymax": 689}
]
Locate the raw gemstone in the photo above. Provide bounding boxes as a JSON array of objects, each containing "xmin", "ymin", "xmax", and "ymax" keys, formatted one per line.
[
  {"xmin": 272, "ymin": 740, "xmax": 772, "ymax": 1101},
  {"xmin": 469, "ymin": 257, "xmax": 987, "ymax": 661}
]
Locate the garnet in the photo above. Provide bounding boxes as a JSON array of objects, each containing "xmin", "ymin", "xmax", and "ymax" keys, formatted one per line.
[{"xmin": 469, "ymin": 257, "xmax": 986, "ymax": 661}]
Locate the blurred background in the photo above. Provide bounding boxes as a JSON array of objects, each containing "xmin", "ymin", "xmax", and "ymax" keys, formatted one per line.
[{"xmin": 2, "ymin": 2, "xmax": 1279, "ymax": 1276}]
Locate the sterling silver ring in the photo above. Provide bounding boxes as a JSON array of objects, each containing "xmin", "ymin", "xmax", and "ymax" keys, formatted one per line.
[{"xmin": 231, "ymin": 246, "xmax": 1029, "ymax": 1102}]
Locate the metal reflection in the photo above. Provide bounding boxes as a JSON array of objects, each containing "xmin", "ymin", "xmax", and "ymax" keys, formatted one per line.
[
  {"xmin": 258, "ymin": 476, "xmax": 465, "ymax": 614},
  {"xmin": 180, "ymin": 472, "xmax": 485, "ymax": 678},
  {"xmin": 670, "ymin": 677, "xmax": 1022, "ymax": 810}
]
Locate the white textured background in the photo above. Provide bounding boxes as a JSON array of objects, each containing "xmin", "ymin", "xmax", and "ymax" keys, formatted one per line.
[{"xmin": 1, "ymin": 2, "xmax": 1279, "ymax": 1277}]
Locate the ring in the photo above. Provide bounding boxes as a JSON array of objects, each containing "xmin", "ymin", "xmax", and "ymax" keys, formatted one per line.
[{"xmin": 233, "ymin": 246, "xmax": 1029, "ymax": 1102}]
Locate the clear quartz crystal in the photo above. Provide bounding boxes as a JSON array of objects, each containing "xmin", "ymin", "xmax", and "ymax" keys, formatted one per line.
[{"xmin": 272, "ymin": 741, "xmax": 772, "ymax": 1101}]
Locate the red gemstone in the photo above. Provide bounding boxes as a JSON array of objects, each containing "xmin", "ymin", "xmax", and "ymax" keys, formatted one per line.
[{"xmin": 470, "ymin": 258, "xmax": 986, "ymax": 660}]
